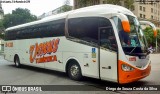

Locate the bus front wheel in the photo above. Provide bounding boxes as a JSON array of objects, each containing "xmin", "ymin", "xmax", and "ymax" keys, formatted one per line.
[
  {"xmin": 68, "ymin": 62, "xmax": 82, "ymax": 80},
  {"xmin": 15, "ymin": 56, "xmax": 21, "ymax": 68}
]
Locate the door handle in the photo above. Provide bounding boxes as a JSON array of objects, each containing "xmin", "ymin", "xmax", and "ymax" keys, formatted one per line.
[{"xmin": 102, "ymin": 66, "xmax": 111, "ymax": 69}]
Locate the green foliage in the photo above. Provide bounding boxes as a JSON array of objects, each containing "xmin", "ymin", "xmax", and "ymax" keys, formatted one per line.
[
  {"xmin": 0, "ymin": 20, "xmax": 5, "ymax": 39},
  {"xmin": 0, "ymin": 20, "xmax": 4, "ymax": 29},
  {"xmin": 124, "ymin": 0, "xmax": 134, "ymax": 11},
  {"xmin": 57, "ymin": 0, "xmax": 72, "ymax": 14},
  {"xmin": 58, "ymin": 5, "xmax": 72, "ymax": 13},
  {"xmin": 78, "ymin": 0, "xmax": 91, "ymax": 8},
  {"xmin": 3, "ymin": 8, "xmax": 37, "ymax": 28},
  {"xmin": 0, "ymin": 33, "xmax": 4, "ymax": 39},
  {"xmin": 143, "ymin": 27, "xmax": 160, "ymax": 47},
  {"xmin": 62, "ymin": 5, "xmax": 72, "ymax": 12},
  {"xmin": 77, "ymin": 0, "xmax": 103, "ymax": 8},
  {"xmin": 77, "ymin": 0, "xmax": 134, "ymax": 10},
  {"xmin": 106, "ymin": 0, "xmax": 134, "ymax": 10},
  {"xmin": 105, "ymin": 0, "xmax": 121, "ymax": 5}
]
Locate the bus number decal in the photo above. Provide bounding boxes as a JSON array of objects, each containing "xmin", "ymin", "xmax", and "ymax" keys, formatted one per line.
[{"xmin": 29, "ymin": 38, "xmax": 60, "ymax": 63}]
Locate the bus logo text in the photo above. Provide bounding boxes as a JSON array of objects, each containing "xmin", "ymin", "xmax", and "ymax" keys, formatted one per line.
[
  {"xmin": 29, "ymin": 38, "xmax": 60, "ymax": 63},
  {"xmin": 5, "ymin": 42, "xmax": 13, "ymax": 47}
]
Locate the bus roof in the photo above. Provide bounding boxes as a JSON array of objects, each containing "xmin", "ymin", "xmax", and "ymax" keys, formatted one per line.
[{"xmin": 6, "ymin": 4, "xmax": 135, "ymax": 31}]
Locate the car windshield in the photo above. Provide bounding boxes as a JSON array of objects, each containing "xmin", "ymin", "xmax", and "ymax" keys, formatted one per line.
[{"xmin": 113, "ymin": 15, "xmax": 148, "ymax": 55}]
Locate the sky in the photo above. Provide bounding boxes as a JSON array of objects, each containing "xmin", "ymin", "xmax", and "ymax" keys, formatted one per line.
[{"xmin": 1, "ymin": 0, "xmax": 73, "ymax": 16}]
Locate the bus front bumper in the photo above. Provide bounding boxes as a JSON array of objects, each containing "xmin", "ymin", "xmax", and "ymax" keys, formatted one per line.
[{"xmin": 118, "ymin": 60, "xmax": 151, "ymax": 84}]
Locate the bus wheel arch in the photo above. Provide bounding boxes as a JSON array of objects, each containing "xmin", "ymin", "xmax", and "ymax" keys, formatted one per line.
[
  {"xmin": 14, "ymin": 54, "xmax": 21, "ymax": 68},
  {"xmin": 66, "ymin": 59, "xmax": 82, "ymax": 80}
]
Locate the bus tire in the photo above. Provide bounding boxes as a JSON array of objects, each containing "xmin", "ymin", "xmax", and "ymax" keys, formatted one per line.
[
  {"xmin": 67, "ymin": 62, "xmax": 82, "ymax": 80},
  {"xmin": 15, "ymin": 56, "xmax": 21, "ymax": 68}
]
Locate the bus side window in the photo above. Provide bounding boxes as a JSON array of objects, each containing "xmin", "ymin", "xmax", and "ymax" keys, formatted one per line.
[
  {"xmin": 40, "ymin": 19, "xmax": 65, "ymax": 38},
  {"xmin": 8, "ymin": 30, "xmax": 17, "ymax": 40},
  {"xmin": 68, "ymin": 17, "xmax": 98, "ymax": 44},
  {"xmin": 100, "ymin": 28, "xmax": 117, "ymax": 51}
]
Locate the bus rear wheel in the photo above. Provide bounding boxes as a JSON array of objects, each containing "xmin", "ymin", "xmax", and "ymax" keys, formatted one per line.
[
  {"xmin": 15, "ymin": 56, "xmax": 21, "ymax": 68},
  {"xmin": 68, "ymin": 62, "xmax": 82, "ymax": 80}
]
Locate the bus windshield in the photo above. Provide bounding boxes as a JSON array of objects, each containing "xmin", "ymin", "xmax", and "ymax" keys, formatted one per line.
[{"xmin": 113, "ymin": 15, "xmax": 148, "ymax": 55}]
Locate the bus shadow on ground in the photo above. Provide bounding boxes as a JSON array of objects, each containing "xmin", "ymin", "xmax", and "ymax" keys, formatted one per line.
[
  {"xmin": 8, "ymin": 64, "xmax": 68, "ymax": 79},
  {"xmin": 81, "ymin": 76, "xmax": 148, "ymax": 90},
  {"xmin": 8, "ymin": 64, "xmax": 148, "ymax": 90}
]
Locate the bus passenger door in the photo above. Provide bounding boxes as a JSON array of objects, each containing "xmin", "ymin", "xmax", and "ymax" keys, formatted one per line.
[{"xmin": 99, "ymin": 27, "xmax": 118, "ymax": 82}]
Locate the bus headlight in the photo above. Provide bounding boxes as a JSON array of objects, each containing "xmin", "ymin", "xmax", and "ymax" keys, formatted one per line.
[{"xmin": 122, "ymin": 64, "xmax": 134, "ymax": 71}]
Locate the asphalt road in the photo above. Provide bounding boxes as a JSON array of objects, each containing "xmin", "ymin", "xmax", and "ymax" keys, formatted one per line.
[{"xmin": 0, "ymin": 54, "xmax": 160, "ymax": 94}]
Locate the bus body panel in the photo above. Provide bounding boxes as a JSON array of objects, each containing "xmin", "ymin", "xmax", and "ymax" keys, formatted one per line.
[{"xmin": 100, "ymin": 49, "xmax": 117, "ymax": 82}]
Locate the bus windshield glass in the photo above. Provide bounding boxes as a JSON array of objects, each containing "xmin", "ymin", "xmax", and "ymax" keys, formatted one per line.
[{"xmin": 113, "ymin": 15, "xmax": 148, "ymax": 55}]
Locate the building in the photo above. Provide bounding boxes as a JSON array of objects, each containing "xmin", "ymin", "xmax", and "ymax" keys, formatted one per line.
[
  {"xmin": 73, "ymin": 0, "xmax": 160, "ymax": 29},
  {"xmin": 74, "ymin": 0, "xmax": 125, "ymax": 9},
  {"xmin": 133, "ymin": 1, "xmax": 160, "ymax": 29}
]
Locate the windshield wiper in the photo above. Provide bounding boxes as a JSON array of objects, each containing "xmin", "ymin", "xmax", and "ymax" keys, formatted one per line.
[
  {"xmin": 129, "ymin": 45, "xmax": 138, "ymax": 54},
  {"xmin": 129, "ymin": 45, "xmax": 150, "ymax": 55}
]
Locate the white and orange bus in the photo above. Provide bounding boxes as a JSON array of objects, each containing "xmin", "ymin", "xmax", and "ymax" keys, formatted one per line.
[{"xmin": 4, "ymin": 4, "xmax": 152, "ymax": 84}]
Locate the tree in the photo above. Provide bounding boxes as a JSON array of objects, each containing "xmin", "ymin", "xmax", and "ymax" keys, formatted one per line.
[
  {"xmin": 77, "ymin": 0, "xmax": 97, "ymax": 8},
  {"xmin": 78, "ymin": 0, "xmax": 87, "ymax": 8},
  {"xmin": 0, "ymin": 33, "xmax": 4, "ymax": 39},
  {"xmin": 124, "ymin": 0, "xmax": 134, "ymax": 11},
  {"xmin": 143, "ymin": 27, "xmax": 160, "ymax": 49},
  {"xmin": 77, "ymin": 0, "xmax": 135, "ymax": 11},
  {"xmin": 158, "ymin": 29, "xmax": 160, "ymax": 41},
  {"xmin": 57, "ymin": 0, "xmax": 72, "ymax": 13},
  {"xmin": 143, "ymin": 27, "xmax": 155, "ymax": 46},
  {"xmin": 105, "ymin": 0, "xmax": 134, "ymax": 10},
  {"xmin": 60, "ymin": 5, "xmax": 72, "ymax": 12},
  {"xmin": 105, "ymin": 0, "xmax": 121, "ymax": 5},
  {"xmin": 3, "ymin": 8, "xmax": 37, "ymax": 28},
  {"xmin": 0, "ymin": 20, "xmax": 5, "ymax": 39},
  {"xmin": 157, "ymin": 29, "xmax": 160, "ymax": 49},
  {"xmin": 0, "ymin": 20, "xmax": 4, "ymax": 31},
  {"xmin": 64, "ymin": 0, "xmax": 70, "ymax": 5}
]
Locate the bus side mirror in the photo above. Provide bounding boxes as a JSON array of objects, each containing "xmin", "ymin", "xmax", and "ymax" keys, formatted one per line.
[
  {"xmin": 153, "ymin": 30, "xmax": 157, "ymax": 37},
  {"xmin": 139, "ymin": 21, "xmax": 157, "ymax": 37},
  {"xmin": 122, "ymin": 21, "xmax": 130, "ymax": 33}
]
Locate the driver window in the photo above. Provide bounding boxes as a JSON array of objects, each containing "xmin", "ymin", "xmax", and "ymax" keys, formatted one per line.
[{"xmin": 99, "ymin": 18, "xmax": 117, "ymax": 52}]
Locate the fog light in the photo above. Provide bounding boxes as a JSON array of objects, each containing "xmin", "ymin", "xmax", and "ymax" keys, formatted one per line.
[{"xmin": 122, "ymin": 64, "xmax": 134, "ymax": 71}]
